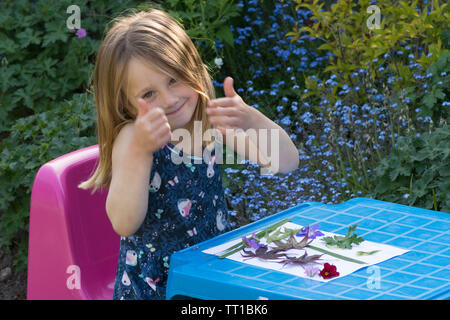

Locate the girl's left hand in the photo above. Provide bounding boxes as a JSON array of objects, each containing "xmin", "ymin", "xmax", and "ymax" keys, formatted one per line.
[{"xmin": 206, "ymin": 77, "xmax": 257, "ymax": 135}]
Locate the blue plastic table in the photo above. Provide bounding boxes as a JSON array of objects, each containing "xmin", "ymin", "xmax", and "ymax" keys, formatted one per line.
[{"xmin": 166, "ymin": 197, "xmax": 450, "ymax": 300}]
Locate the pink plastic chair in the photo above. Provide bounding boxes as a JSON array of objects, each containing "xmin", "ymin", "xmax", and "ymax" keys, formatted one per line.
[{"xmin": 27, "ymin": 145, "xmax": 120, "ymax": 300}]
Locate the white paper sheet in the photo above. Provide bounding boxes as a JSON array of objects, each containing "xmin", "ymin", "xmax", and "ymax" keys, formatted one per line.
[{"xmin": 203, "ymin": 222, "xmax": 410, "ymax": 282}]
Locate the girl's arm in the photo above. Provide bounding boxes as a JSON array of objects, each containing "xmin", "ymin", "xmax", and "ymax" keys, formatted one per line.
[
  {"xmin": 106, "ymin": 123, "xmax": 153, "ymax": 237},
  {"xmin": 242, "ymin": 109, "xmax": 300, "ymax": 174}
]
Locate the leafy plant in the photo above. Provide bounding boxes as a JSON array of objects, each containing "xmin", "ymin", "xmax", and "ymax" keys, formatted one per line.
[
  {"xmin": 370, "ymin": 125, "xmax": 450, "ymax": 213},
  {"xmin": 287, "ymin": 0, "xmax": 449, "ymax": 91},
  {"xmin": 398, "ymin": 51, "xmax": 450, "ymax": 127},
  {"xmin": 270, "ymin": 0, "xmax": 450, "ymax": 208},
  {"xmin": 0, "ymin": 0, "xmax": 144, "ymax": 133},
  {"xmin": 322, "ymin": 225, "xmax": 364, "ymax": 249},
  {"xmin": 0, "ymin": 93, "xmax": 97, "ymax": 270}
]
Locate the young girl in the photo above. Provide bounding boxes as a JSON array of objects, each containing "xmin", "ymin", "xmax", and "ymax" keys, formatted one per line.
[{"xmin": 78, "ymin": 8, "xmax": 299, "ymax": 300}]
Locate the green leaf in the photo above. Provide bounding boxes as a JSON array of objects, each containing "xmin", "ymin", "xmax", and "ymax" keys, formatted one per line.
[
  {"xmin": 308, "ymin": 245, "xmax": 367, "ymax": 264},
  {"xmin": 357, "ymin": 250, "xmax": 380, "ymax": 256},
  {"xmin": 43, "ymin": 20, "xmax": 69, "ymax": 47},
  {"xmin": 322, "ymin": 225, "xmax": 364, "ymax": 249},
  {"xmin": 16, "ymin": 28, "xmax": 42, "ymax": 48},
  {"xmin": 318, "ymin": 43, "xmax": 333, "ymax": 51},
  {"xmin": 216, "ymin": 25, "xmax": 234, "ymax": 48}
]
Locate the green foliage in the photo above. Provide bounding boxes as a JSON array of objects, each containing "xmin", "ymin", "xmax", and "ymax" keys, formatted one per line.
[
  {"xmin": 370, "ymin": 125, "xmax": 450, "ymax": 213},
  {"xmin": 357, "ymin": 250, "xmax": 379, "ymax": 256},
  {"xmin": 0, "ymin": 93, "xmax": 97, "ymax": 270},
  {"xmin": 281, "ymin": 0, "xmax": 449, "ymax": 209},
  {"xmin": 399, "ymin": 51, "xmax": 450, "ymax": 126},
  {"xmin": 322, "ymin": 225, "xmax": 364, "ymax": 249},
  {"xmin": 286, "ymin": 0, "xmax": 449, "ymax": 124},
  {"xmin": 0, "ymin": 0, "xmax": 141, "ymax": 132},
  {"xmin": 287, "ymin": 0, "xmax": 449, "ymax": 90}
]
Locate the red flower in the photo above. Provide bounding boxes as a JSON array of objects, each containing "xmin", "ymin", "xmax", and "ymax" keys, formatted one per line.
[{"xmin": 320, "ymin": 263, "xmax": 339, "ymax": 279}]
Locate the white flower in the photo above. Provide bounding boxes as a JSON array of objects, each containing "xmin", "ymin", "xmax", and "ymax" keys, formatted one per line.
[{"xmin": 214, "ymin": 57, "xmax": 223, "ymax": 69}]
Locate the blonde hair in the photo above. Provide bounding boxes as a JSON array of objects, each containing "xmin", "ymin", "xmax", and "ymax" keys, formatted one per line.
[{"xmin": 78, "ymin": 8, "xmax": 216, "ymax": 194}]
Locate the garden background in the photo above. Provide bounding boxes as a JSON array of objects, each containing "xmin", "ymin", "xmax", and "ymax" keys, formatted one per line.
[{"xmin": 0, "ymin": 0, "xmax": 448, "ymax": 299}]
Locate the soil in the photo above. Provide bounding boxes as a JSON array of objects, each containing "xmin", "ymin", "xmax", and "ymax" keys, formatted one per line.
[{"xmin": 0, "ymin": 247, "xmax": 27, "ymax": 300}]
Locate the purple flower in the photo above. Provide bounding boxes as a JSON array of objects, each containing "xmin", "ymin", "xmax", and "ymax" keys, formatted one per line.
[
  {"xmin": 297, "ymin": 224, "xmax": 324, "ymax": 240},
  {"xmin": 74, "ymin": 28, "xmax": 86, "ymax": 38},
  {"xmin": 304, "ymin": 265, "xmax": 320, "ymax": 278},
  {"xmin": 242, "ymin": 233, "xmax": 265, "ymax": 249}
]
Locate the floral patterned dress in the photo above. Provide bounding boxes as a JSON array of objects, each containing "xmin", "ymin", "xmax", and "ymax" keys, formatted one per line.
[{"xmin": 112, "ymin": 141, "xmax": 232, "ymax": 300}]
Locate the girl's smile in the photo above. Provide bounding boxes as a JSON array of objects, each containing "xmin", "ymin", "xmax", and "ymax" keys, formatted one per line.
[{"xmin": 166, "ymin": 99, "xmax": 187, "ymax": 116}]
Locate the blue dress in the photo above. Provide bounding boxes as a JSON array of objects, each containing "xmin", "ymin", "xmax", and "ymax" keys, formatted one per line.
[{"xmin": 112, "ymin": 141, "xmax": 232, "ymax": 300}]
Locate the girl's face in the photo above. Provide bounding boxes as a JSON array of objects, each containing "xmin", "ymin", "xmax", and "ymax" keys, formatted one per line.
[{"xmin": 126, "ymin": 57, "xmax": 199, "ymax": 134}]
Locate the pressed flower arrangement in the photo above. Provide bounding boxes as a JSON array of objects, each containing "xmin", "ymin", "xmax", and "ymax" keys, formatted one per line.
[
  {"xmin": 216, "ymin": 219, "xmax": 372, "ymax": 280},
  {"xmin": 205, "ymin": 216, "xmax": 410, "ymax": 282}
]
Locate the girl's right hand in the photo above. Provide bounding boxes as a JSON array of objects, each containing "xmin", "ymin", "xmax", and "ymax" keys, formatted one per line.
[{"xmin": 132, "ymin": 98, "xmax": 172, "ymax": 155}]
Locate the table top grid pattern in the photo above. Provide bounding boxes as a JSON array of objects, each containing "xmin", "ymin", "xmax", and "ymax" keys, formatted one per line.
[{"xmin": 167, "ymin": 198, "xmax": 450, "ymax": 300}]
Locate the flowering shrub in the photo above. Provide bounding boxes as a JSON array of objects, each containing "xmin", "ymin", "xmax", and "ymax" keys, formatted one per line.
[
  {"xmin": 367, "ymin": 52, "xmax": 450, "ymax": 212},
  {"xmin": 216, "ymin": 0, "xmax": 341, "ymax": 228},
  {"xmin": 284, "ymin": 0, "xmax": 449, "ymax": 211},
  {"xmin": 215, "ymin": 0, "xmax": 449, "ymax": 231}
]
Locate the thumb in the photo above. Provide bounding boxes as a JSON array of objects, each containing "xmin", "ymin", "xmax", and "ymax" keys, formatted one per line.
[
  {"xmin": 137, "ymin": 98, "xmax": 150, "ymax": 118},
  {"xmin": 223, "ymin": 76, "xmax": 237, "ymax": 98}
]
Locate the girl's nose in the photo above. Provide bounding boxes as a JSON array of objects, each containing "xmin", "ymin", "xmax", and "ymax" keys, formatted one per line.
[{"xmin": 159, "ymin": 89, "xmax": 179, "ymax": 111}]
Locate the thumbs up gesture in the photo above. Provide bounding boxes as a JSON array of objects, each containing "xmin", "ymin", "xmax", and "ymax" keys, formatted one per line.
[
  {"xmin": 132, "ymin": 98, "xmax": 172, "ymax": 155},
  {"xmin": 206, "ymin": 77, "xmax": 257, "ymax": 136}
]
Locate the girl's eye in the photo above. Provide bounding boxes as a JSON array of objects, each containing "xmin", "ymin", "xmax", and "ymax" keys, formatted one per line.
[
  {"xmin": 143, "ymin": 91, "xmax": 153, "ymax": 99},
  {"xmin": 142, "ymin": 78, "xmax": 177, "ymax": 99}
]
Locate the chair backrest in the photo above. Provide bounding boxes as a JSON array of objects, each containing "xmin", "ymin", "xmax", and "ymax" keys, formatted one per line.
[{"xmin": 27, "ymin": 145, "xmax": 120, "ymax": 300}]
